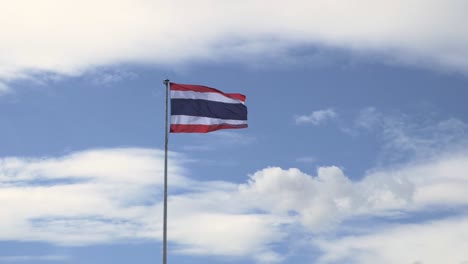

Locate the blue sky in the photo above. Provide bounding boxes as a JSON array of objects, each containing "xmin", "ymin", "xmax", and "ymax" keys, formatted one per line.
[{"xmin": 1, "ymin": 1, "xmax": 468, "ymax": 264}]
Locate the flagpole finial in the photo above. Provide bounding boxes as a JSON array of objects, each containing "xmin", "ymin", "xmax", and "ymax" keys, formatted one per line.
[{"xmin": 164, "ymin": 79, "xmax": 170, "ymax": 85}]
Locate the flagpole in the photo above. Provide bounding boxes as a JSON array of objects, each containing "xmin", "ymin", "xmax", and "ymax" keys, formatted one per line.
[{"xmin": 163, "ymin": 79, "xmax": 170, "ymax": 264}]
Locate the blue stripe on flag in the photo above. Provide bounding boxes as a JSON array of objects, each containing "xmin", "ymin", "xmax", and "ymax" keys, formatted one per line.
[{"xmin": 171, "ymin": 99, "xmax": 247, "ymax": 120}]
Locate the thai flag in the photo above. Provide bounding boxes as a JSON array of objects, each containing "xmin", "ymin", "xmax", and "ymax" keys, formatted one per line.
[{"xmin": 170, "ymin": 83, "xmax": 248, "ymax": 133}]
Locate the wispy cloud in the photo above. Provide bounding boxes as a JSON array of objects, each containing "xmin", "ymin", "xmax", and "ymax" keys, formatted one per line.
[
  {"xmin": 88, "ymin": 68, "xmax": 137, "ymax": 86},
  {"xmin": 349, "ymin": 107, "xmax": 468, "ymax": 163},
  {"xmin": 315, "ymin": 216, "xmax": 468, "ymax": 264},
  {"xmin": 354, "ymin": 107, "xmax": 381, "ymax": 130},
  {"xmin": 1, "ymin": 1, "xmax": 468, "ymax": 83},
  {"xmin": 0, "ymin": 255, "xmax": 68, "ymax": 262},
  {"xmin": 295, "ymin": 109, "xmax": 337, "ymax": 125},
  {"xmin": 181, "ymin": 131, "xmax": 255, "ymax": 152},
  {"xmin": 0, "ymin": 82, "xmax": 12, "ymax": 95},
  {"xmin": 295, "ymin": 156, "xmax": 317, "ymax": 163}
]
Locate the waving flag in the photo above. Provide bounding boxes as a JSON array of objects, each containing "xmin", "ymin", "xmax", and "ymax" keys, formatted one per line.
[{"xmin": 170, "ymin": 83, "xmax": 248, "ymax": 133}]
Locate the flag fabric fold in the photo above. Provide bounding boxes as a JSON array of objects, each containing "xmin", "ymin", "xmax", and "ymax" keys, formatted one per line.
[{"xmin": 170, "ymin": 83, "xmax": 248, "ymax": 133}]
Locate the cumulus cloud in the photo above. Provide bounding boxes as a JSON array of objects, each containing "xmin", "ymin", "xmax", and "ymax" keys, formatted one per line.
[
  {"xmin": 240, "ymin": 166, "xmax": 356, "ymax": 230},
  {"xmin": 295, "ymin": 109, "xmax": 337, "ymax": 125},
  {"xmin": 240, "ymin": 151, "xmax": 468, "ymax": 228},
  {"xmin": 1, "ymin": 0, "xmax": 468, "ymax": 81}
]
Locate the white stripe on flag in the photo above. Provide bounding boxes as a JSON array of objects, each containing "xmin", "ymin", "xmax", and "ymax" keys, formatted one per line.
[
  {"xmin": 170, "ymin": 90, "xmax": 243, "ymax": 104},
  {"xmin": 171, "ymin": 115, "xmax": 248, "ymax": 125}
]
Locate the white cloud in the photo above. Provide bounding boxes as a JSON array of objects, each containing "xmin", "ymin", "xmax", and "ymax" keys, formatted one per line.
[
  {"xmin": 295, "ymin": 109, "xmax": 337, "ymax": 125},
  {"xmin": 240, "ymin": 166, "xmax": 355, "ymax": 231},
  {"xmin": 0, "ymin": 147, "xmax": 187, "ymax": 186},
  {"xmin": 363, "ymin": 152, "xmax": 468, "ymax": 210},
  {"xmin": 315, "ymin": 216, "xmax": 468, "ymax": 264},
  {"xmin": 169, "ymin": 213, "xmax": 285, "ymax": 262},
  {"xmin": 1, "ymin": 0, "xmax": 468, "ymax": 81}
]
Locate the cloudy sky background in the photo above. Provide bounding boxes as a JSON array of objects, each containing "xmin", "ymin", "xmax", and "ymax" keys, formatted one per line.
[{"xmin": 1, "ymin": 1, "xmax": 468, "ymax": 263}]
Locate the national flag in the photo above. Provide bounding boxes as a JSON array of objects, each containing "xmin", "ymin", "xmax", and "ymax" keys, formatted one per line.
[{"xmin": 170, "ymin": 83, "xmax": 248, "ymax": 133}]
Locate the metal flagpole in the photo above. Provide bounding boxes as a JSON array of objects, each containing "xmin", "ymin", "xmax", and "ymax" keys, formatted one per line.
[{"xmin": 163, "ymin": 79, "xmax": 170, "ymax": 264}]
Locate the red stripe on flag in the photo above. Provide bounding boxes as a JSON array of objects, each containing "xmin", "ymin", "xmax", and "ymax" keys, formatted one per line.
[
  {"xmin": 170, "ymin": 124, "xmax": 248, "ymax": 133},
  {"xmin": 170, "ymin": 83, "xmax": 246, "ymax": 102}
]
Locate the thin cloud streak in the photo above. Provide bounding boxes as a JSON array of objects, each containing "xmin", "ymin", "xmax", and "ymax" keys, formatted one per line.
[
  {"xmin": 0, "ymin": 255, "xmax": 69, "ymax": 262},
  {"xmin": 295, "ymin": 109, "xmax": 337, "ymax": 125},
  {"xmin": 295, "ymin": 156, "xmax": 317, "ymax": 163}
]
